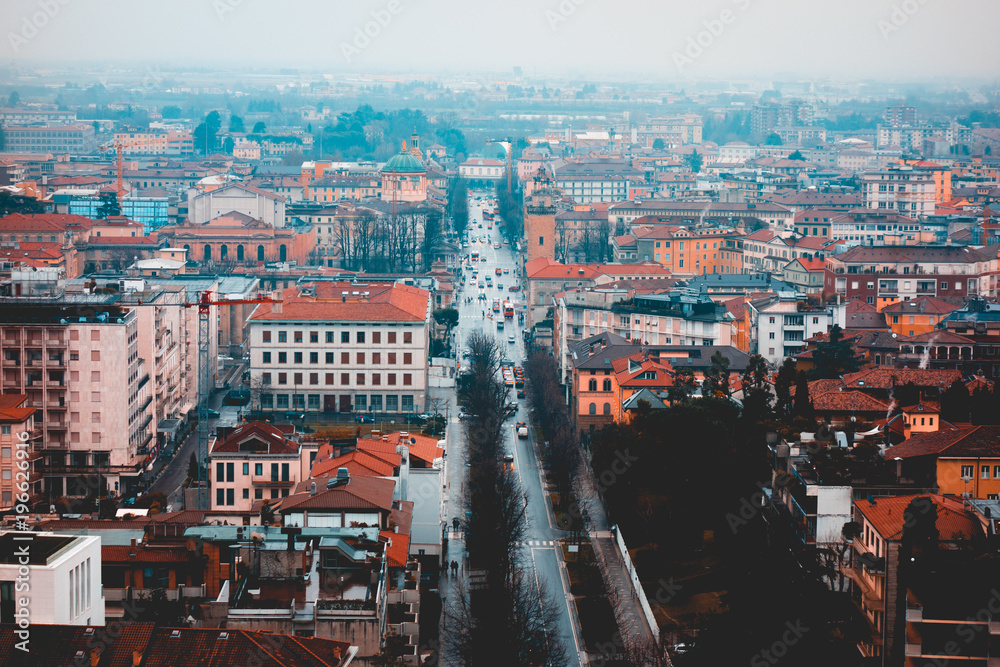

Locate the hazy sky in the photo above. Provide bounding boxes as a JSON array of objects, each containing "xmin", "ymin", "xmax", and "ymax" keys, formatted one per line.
[{"xmin": 3, "ymin": 0, "xmax": 999, "ymax": 81}]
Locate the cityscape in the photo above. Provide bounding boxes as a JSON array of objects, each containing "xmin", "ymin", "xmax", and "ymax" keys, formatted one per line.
[{"xmin": 1, "ymin": 1, "xmax": 1000, "ymax": 665}]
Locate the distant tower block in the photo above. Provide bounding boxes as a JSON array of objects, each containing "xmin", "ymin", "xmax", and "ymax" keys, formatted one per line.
[{"xmin": 525, "ymin": 167, "xmax": 559, "ymax": 263}]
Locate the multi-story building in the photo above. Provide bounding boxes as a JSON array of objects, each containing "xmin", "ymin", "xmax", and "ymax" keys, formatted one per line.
[
  {"xmin": 750, "ymin": 100, "xmax": 814, "ymax": 138},
  {"xmin": 0, "ymin": 108, "xmax": 77, "ymax": 125},
  {"xmin": 459, "ymin": 157, "xmax": 505, "ymax": 185},
  {"xmin": 884, "ymin": 105, "xmax": 917, "ymax": 127},
  {"xmin": 747, "ymin": 294, "xmax": 846, "ymax": 365},
  {"xmin": 554, "ymin": 159, "xmax": 644, "ymax": 204},
  {"xmin": 634, "ymin": 225, "xmax": 744, "ymax": 276},
  {"xmin": 824, "ymin": 245, "xmax": 1000, "ymax": 306},
  {"xmin": 307, "ymin": 174, "xmax": 382, "ymax": 203},
  {"xmin": 0, "ymin": 531, "xmax": 104, "ymax": 626},
  {"xmin": 553, "ymin": 288, "xmax": 733, "ymax": 381},
  {"xmin": 208, "ymin": 421, "xmax": 310, "ymax": 511},
  {"xmin": 56, "ymin": 190, "xmax": 172, "ymax": 235},
  {"xmin": 881, "ymin": 296, "xmax": 959, "ymax": 337},
  {"xmin": 0, "ymin": 395, "xmax": 38, "ymax": 510},
  {"xmin": 636, "ymin": 114, "xmax": 703, "ymax": 147},
  {"xmin": 189, "ymin": 182, "xmax": 286, "ymax": 228},
  {"xmin": 0, "ymin": 295, "xmax": 153, "ymax": 499},
  {"xmin": 773, "ymin": 126, "xmax": 827, "ymax": 144},
  {"xmin": 248, "ymin": 282, "xmax": 430, "ymax": 415},
  {"xmin": 741, "ymin": 230, "xmax": 836, "ymax": 275},
  {"xmin": 609, "ymin": 201, "xmax": 794, "ymax": 234},
  {"xmin": 781, "ymin": 258, "xmax": 827, "ymax": 295},
  {"xmin": 828, "ymin": 209, "xmax": 923, "ymax": 245},
  {"xmin": 3, "ymin": 124, "xmax": 97, "ymax": 154},
  {"xmin": 860, "ymin": 165, "xmax": 937, "ymax": 217},
  {"xmin": 113, "ymin": 129, "xmax": 194, "ymax": 156}
]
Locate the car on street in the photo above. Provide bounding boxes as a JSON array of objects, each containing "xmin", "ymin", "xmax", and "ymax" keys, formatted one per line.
[
  {"xmin": 508, "ymin": 285, "xmax": 520, "ymax": 292},
  {"xmin": 355, "ymin": 414, "xmax": 375, "ymax": 423},
  {"xmin": 205, "ymin": 409, "xmax": 221, "ymax": 418},
  {"xmin": 503, "ymin": 453, "xmax": 515, "ymax": 470},
  {"xmin": 508, "ymin": 335, "xmax": 515, "ymax": 344},
  {"xmin": 517, "ymin": 389, "xmax": 526, "ymax": 399},
  {"xmin": 516, "ymin": 422, "xmax": 528, "ymax": 439}
]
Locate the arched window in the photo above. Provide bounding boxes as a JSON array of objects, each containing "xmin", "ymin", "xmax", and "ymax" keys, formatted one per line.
[
  {"xmin": 183, "ymin": 244, "xmax": 191, "ymax": 254},
  {"xmin": 203, "ymin": 244, "xmax": 212, "ymax": 262},
  {"xmin": 588, "ymin": 403, "xmax": 597, "ymax": 415},
  {"xmin": 588, "ymin": 379, "xmax": 597, "ymax": 391},
  {"xmin": 237, "ymin": 245, "xmax": 244, "ymax": 261},
  {"xmin": 257, "ymin": 245, "xmax": 265, "ymax": 261},
  {"xmin": 279, "ymin": 244, "xmax": 287, "ymax": 262},
  {"xmin": 220, "ymin": 244, "xmax": 228, "ymax": 260},
  {"xmin": 603, "ymin": 403, "xmax": 611, "ymax": 415},
  {"xmin": 602, "ymin": 379, "xmax": 612, "ymax": 391}
]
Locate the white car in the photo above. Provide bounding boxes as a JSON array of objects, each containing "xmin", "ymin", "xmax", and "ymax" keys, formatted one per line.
[{"xmin": 508, "ymin": 335, "xmax": 515, "ymax": 344}]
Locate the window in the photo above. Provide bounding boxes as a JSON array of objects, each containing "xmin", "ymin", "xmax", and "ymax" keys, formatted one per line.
[
  {"xmin": 341, "ymin": 373, "xmax": 350, "ymax": 385},
  {"xmin": 357, "ymin": 331, "xmax": 365, "ymax": 343},
  {"xmin": 941, "ymin": 281, "xmax": 948, "ymax": 290},
  {"xmin": 404, "ymin": 332, "xmax": 412, "ymax": 344},
  {"xmin": 310, "ymin": 352, "xmax": 318, "ymax": 363},
  {"xmin": 326, "ymin": 332, "xmax": 334, "ymax": 343},
  {"xmin": 294, "ymin": 331, "xmax": 303, "ymax": 343},
  {"xmin": 278, "ymin": 373, "xmax": 287, "ymax": 385},
  {"xmin": 255, "ymin": 463, "xmax": 263, "ymax": 476},
  {"xmin": 294, "ymin": 372, "xmax": 303, "ymax": 385},
  {"xmin": 341, "ymin": 332, "xmax": 350, "ymax": 343},
  {"xmin": 588, "ymin": 403, "xmax": 596, "ymax": 415},
  {"xmin": 294, "ymin": 352, "xmax": 303, "ymax": 364},
  {"xmin": 373, "ymin": 352, "xmax": 381, "ymax": 364},
  {"xmin": 388, "ymin": 353, "xmax": 397, "ymax": 364},
  {"xmin": 278, "ymin": 352, "xmax": 287, "ymax": 364},
  {"xmin": 310, "ymin": 331, "xmax": 318, "ymax": 343},
  {"xmin": 994, "ymin": 465, "xmax": 1000, "ymax": 479},
  {"xmin": 255, "ymin": 488, "xmax": 263, "ymax": 499},
  {"xmin": 357, "ymin": 353, "xmax": 365, "ymax": 364},
  {"xmin": 588, "ymin": 379, "xmax": 597, "ymax": 391},
  {"xmin": 278, "ymin": 331, "xmax": 287, "ymax": 343},
  {"xmin": 403, "ymin": 373, "xmax": 412, "ymax": 386},
  {"xmin": 388, "ymin": 332, "xmax": 397, "ymax": 344},
  {"xmin": 388, "ymin": 373, "xmax": 397, "ymax": 385},
  {"xmin": 602, "ymin": 379, "xmax": 611, "ymax": 391},
  {"xmin": 539, "ymin": 236, "xmax": 545, "ymax": 246},
  {"xmin": 227, "ymin": 489, "xmax": 234, "ymax": 506},
  {"xmin": 373, "ymin": 373, "xmax": 381, "ymax": 385},
  {"xmin": 325, "ymin": 352, "xmax": 334, "ymax": 364},
  {"xmin": 961, "ymin": 464, "xmax": 975, "ymax": 479},
  {"xmin": 983, "ymin": 465, "xmax": 991, "ymax": 480},
  {"xmin": 357, "ymin": 373, "xmax": 365, "ymax": 385},
  {"xmin": 309, "ymin": 373, "xmax": 318, "ymax": 385},
  {"xmin": 243, "ymin": 463, "xmax": 249, "ymax": 475},
  {"xmin": 603, "ymin": 402, "xmax": 611, "ymax": 415},
  {"xmin": 263, "ymin": 352, "xmax": 272, "ymax": 363},
  {"xmin": 372, "ymin": 332, "xmax": 381, "ymax": 344},
  {"xmin": 216, "ymin": 462, "xmax": 225, "ymax": 483},
  {"xmin": 217, "ymin": 489, "xmax": 225, "ymax": 506},
  {"xmin": 243, "ymin": 488, "xmax": 249, "ymax": 499},
  {"xmin": 403, "ymin": 352, "xmax": 412, "ymax": 365},
  {"xmin": 325, "ymin": 373, "xmax": 334, "ymax": 385}
]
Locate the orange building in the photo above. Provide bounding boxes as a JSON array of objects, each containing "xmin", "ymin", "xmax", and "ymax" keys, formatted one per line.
[
  {"xmin": 881, "ymin": 296, "xmax": 959, "ymax": 337},
  {"xmin": 634, "ymin": 225, "xmax": 744, "ymax": 276},
  {"xmin": 900, "ymin": 159, "xmax": 952, "ymax": 204},
  {"xmin": 885, "ymin": 425, "xmax": 1000, "ymax": 499},
  {"xmin": 610, "ymin": 353, "xmax": 674, "ymax": 422},
  {"xmin": 159, "ymin": 212, "xmax": 315, "ymax": 265}
]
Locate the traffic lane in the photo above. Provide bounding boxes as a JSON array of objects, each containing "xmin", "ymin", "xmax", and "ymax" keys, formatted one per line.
[{"xmin": 529, "ymin": 546, "xmax": 580, "ymax": 662}]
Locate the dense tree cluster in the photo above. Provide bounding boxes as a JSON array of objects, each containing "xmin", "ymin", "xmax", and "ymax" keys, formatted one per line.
[{"xmin": 333, "ymin": 209, "xmax": 440, "ymax": 274}]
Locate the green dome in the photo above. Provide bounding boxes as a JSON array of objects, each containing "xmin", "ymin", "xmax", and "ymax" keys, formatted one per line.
[{"xmin": 382, "ymin": 150, "xmax": 425, "ymax": 174}]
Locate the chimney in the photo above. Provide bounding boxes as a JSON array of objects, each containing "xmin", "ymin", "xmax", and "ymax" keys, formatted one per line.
[
  {"xmin": 133, "ymin": 651, "xmax": 142, "ymax": 667},
  {"xmin": 272, "ymin": 292, "xmax": 283, "ymax": 314},
  {"xmin": 91, "ymin": 648, "xmax": 100, "ymax": 667}
]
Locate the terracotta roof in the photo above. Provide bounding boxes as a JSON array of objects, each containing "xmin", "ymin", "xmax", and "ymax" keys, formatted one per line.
[
  {"xmin": 102, "ymin": 544, "xmax": 192, "ymax": 563},
  {"xmin": 812, "ymin": 389, "xmax": 890, "ymax": 413},
  {"xmin": 744, "ymin": 229, "xmax": 776, "ymax": 242},
  {"xmin": 283, "ymin": 474, "xmax": 395, "ymax": 512},
  {"xmin": 0, "ymin": 623, "xmax": 352, "ymax": 667},
  {"xmin": 359, "ymin": 431, "xmax": 443, "ymax": 466},
  {"xmin": 611, "ymin": 353, "xmax": 674, "ymax": 388},
  {"xmin": 885, "ymin": 425, "xmax": 1000, "ymax": 460},
  {"xmin": 855, "ymin": 494, "xmax": 980, "ymax": 542},
  {"xmin": 311, "ymin": 448, "xmax": 399, "ymax": 478},
  {"xmin": 0, "ymin": 394, "xmax": 33, "ymax": 423},
  {"xmin": 723, "ymin": 297, "xmax": 746, "ymax": 320},
  {"xmin": 841, "ymin": 367, "xmax": 962, "ymax": 391},
  {"xmin": 830, "ymin": 244, "xmax": 998, "ymax": 265},
  {"xmin": 613, "ymin": 234, "xmax": 636, "ymax": 246},
  {"xmin": 211, "ymin": 421, "xmax": 300, "ymax": 455},
  {"xmin": 249, "ymin": 282, "xmax": 429, "ymax": 323},
  {"xmin": 380, "ymin": 529, "xmax": 410, "ymax": 568},
  {"xmin": 0, "ymin": 213, "xmax": 95, "ymax": 231},
  {"xmin": 882, "ymin": 296, "xmax": 960, "ymax": 315},
  {"xmin": 901, "ymin": 330, "xmax": 974, "ymax": 345}
]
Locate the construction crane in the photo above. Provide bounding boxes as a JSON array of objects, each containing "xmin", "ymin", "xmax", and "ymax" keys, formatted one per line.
[
  {"xmin": 182, "ymin": 290, "xmax": 276, "ymax": 510},
  {"xmin": 98, "ymin": 136, "xmax": 151, "ymax": 206}
]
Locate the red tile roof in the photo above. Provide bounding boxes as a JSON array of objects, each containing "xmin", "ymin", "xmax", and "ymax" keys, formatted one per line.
[
  {"xmin": 611, "ymin": 353, "xmax": 674, "ymax": 388},
  {"xmin": 0, "ymin": 394, "xmax": 34, "ymax": 423},
  {"xmin": 211, "ymin": 421, "xmax": 300, "ymax": 455},
  {"xmin": 812, "ymin": 389, "xmax": 890, "ymax": 414},
  {"xmin": 881, "ymin": 296, "xmax": 960, "ymax": 315},
  {"xmin": 855, "ymin": 494, "xmax": 980, "ymax": 542},
  {"xmin": 311, "ymin": 448, "xmax": 399, "ymax": 478},
  {"xmin": 361, "ymin": 431, "xmax": 444, "ymax": 466},
  {"xmin": 0, "ymin": 212, "xmax": 95, "ymax": 232},
  {"xmin": 884, "ymin": 425, "xmax": 1000, "ymax": 460},
  {"xmin": 283, "ymin": 474, "xmax": 395, "ymax": 512},
  {"xmin": 102, "ymin": 544, "xmax": 192, "ymax": 563},
  {"xmin": 249, "ymin": 282, "xmax": 429, "ymax": 323}
]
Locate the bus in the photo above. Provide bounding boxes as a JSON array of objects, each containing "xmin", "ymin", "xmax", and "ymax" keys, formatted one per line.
[{"xmin": 503, "ymin": 301, "xmax": 514, "ymax": 318}]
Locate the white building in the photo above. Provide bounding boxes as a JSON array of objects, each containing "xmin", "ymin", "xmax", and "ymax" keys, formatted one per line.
[
  {"xmin": 860, "ymin": 165, "xmax": 936, "ymax": 217},
  {"xmin": 459, "ymin": 158, "xmax": 505, "ymax": 183},
  {"xmin": 188, "ymin": 182, "xmax": 287, "ymax": 227},
  {"xmin": 248, "ymin": 282, "xmax": 431, "ymax": 416},
  {"xmin": 0, "ymin": 531, "xmax": 104, "ymax": 626},
  {"xmin": 747, "ymin": 294, "xmax": 846, "ymax": 365}
]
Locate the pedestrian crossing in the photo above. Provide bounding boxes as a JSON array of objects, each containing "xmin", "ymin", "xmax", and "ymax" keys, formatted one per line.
[{"xmin": 518, "ymin": 540, "xmax": 557, "ymax": 547}]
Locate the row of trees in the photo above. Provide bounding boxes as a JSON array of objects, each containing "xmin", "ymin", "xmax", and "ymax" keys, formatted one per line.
[
  {"xmin": 524, "ymin": 352, "xmax": 579, "ymax": 509},
  {"xmin": 447, "ymin": 333, "xmax": 565, "ymax": 665},
  {"xmin": 447, "ymin": 176, "xmax": 469, "ymax": 236},
  {"xmin": 333, "ymin": 209, "xmax": 443, "ymax": 273},
  {"xmin": 494, "ymin": 169, "xmax": 524, "ymax": 240}
]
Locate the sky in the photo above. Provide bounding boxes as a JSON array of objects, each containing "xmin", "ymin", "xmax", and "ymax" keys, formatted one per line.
[{"xmin": 2, "ymin": 0, "xmax": 999, "ymax": 82}]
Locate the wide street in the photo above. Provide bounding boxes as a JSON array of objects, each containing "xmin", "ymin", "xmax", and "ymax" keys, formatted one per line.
[{"xmin": 437, "ymin": 193, "xmax": 586, "ymax": 665}]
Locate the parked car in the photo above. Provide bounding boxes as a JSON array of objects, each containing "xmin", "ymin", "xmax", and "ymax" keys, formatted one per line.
[
  {"xmin": 508, "ymin": 335, "xmax": 515, "ymax": 344},
  {"xmin": 517, "ymin": 389, "xmax": 526, "ymax": 399},
  {"xmin": 355, "ymin": 414, "xmax": 375, "ymax": 423},
  {"xmin": 205, "ymin": 409, "xmax": 221, "ymax": 418}
]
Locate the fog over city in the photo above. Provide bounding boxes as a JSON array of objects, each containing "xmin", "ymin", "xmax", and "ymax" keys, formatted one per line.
[{"xmin": 2, "ymin": 0, "xmax": 999, "ymax": 80}]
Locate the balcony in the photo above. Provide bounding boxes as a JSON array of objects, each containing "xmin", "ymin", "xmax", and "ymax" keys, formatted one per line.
[
  {"xmin": 2, "ymin": 358, "xmax": 20, "ymax": 367},
  {"xmin": 252, "ymin": 476, "xmax": 294, "ymax": 486}
]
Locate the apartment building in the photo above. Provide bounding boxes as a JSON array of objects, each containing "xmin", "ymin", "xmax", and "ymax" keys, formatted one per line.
[
  {"xmin": 634, "ymin": 225, "xmax": 744, "ymax": 276},
  {"xmin": 741, "ymin": 230, "xmax": 837, "ymax": 275},
  {"xmin": 860, "ymin": 165, "xmax": 936, "ymax": 217},
  {"xmin": 747, "ymin": 294, "xmax": 846, "ymax": 365},
  {"xmin": 248, "ymin": 282, "xmax": 430, "ymax": 415},
  {"xmin": 824, "ymin": 245, "xmax": 1000, "ymax": 305},
  {"xmin": 0, "ymin": 531, "xmax": 104, "ymax": 626},
  {"xmin": 307, "ymin": 174, "xmax": 381, "ymax": 203},
  {"xmin": 828, "ymin": 209, "xmax": 924, "ymax": 245},
  {"xmin": 636, "ymin": 114, "xmax": 703, "ymax": 146},
  {"xmin": 113, "ymin": 129, "xmax": 194, "ymax": 156},
  {"xmin": 0, "ymin": 108, "xmax": 77, "ymax": 125},
  {"xmin": 750, "ymin": 100, "xmax": 814, "ymax": 138},
  {"xmin": 554, "ymin": 159, "xmax": 645, "ymax": 204},
  {"xmin": 3, "ymin": 124, "xmax": 97, "ymax": 154},
  {"xmin": 208, "ymin": 421, "xmax": 310, "ymax": 511},
  {"xmin": 609, "ymin": 200, "xmax": 794, "ymax": 233},
  {"xmin": 0, "ymin": 296, "xmax": 153, "ymax": 499},
  {"xmin": 459, "ymin": 157, "xmax": 505, "ymax": 184}
]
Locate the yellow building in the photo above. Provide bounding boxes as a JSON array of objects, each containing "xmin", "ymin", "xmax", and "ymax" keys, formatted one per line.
[
  {"xmin": 885, "ymin": 425, "xmax": 1000, "ymax": 499},
  {"xmin": 634, "ymin": 224, "xmax": 744, "ymax": 276},
  {"xmin": 881, "ymin": 296, "xmax": 959, "ymax": 337}
]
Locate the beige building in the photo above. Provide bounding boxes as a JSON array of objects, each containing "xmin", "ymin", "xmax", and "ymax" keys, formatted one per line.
[
  {"xmin": 0, "ymin": 395, "xmax": 38, "ymax": 510},
  {"xmin": 0, "ymin": 295, "xmax": 153, "ymax": 499}
]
